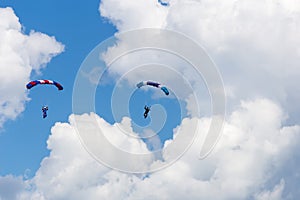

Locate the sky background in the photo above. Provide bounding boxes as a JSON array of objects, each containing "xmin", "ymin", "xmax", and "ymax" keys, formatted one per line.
[
  {"xmin": 0, "ymin": 0, "xmax": 300, "ymax": 199},
  {"xmin": 0, "ymin": 0, "xmax": 116, "ymax": 177}
]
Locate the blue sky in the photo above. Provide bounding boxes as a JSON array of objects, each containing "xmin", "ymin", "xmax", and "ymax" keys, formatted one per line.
[
  {"xmin": 0, "ymin": 0, "xmax": 184, "ymax": 178},
  {"xmin": 0, "ymin": 0, "xmax": 300, "ymax": 199},
  {"xmin": 0, "ymin": 0, "xmax": 116, "ymax": 177}
]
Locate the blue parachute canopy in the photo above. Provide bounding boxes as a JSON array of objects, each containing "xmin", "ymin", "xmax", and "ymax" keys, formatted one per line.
[
  {"xmin": 158, "ymin": 0, "xmax": 170, "ymax": 6},
  {"xmin": 136, "ymin": 81, "xmax": 169, "ymax": 95},
  {"xmin": 160, "ymin": 86, "xmax": 169, "ymax": 95}
]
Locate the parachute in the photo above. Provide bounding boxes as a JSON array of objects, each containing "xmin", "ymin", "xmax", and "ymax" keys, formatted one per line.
[
  {"xmin": 26, "ymin": 80, "xmax": 63, "ymax": 118},
  {"xmin": 136, "ymin": 81, "xmax": 169, "ymax": 95},
  {"xmin": 26, "ymin": 80, "xmax": 63, "ymax": 90},
  {"xmin": 158, "ymin": 0, "xmax": 169, "ymax": 6}
]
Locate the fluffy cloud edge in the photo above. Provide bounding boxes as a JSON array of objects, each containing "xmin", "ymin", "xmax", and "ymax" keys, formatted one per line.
[
  {"xmin": 0, "ymin": 7, "xmax": 64, "ymax": 127},
  {"xmin": 1, "ymin": 98, "xmax": 299, "ymax": 199}
]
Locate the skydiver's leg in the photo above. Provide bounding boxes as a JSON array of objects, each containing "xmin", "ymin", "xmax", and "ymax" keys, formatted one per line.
[{"xmin": 43, "ymin": 110, "xmax": 47, "ymax": 118}]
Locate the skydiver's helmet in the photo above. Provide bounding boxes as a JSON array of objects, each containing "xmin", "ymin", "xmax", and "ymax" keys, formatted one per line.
[{"xmin": 42, "ymin": 106, "xmax": 48, "ymax": 111}]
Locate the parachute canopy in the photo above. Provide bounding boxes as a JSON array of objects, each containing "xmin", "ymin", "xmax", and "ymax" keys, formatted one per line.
[
  {"xmin": 136, "ymin": 81, "xmax": 169, "ymax": 95},
  {"xmin": 26, "ymin": 80, "xmax": 63, "ymax": 90},
  {"xmin": 158, "ymin": 0, "xmax": 169, "ymax": 6}
]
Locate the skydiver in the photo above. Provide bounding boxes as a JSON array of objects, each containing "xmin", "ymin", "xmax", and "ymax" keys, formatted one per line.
[
  {"xmin": 42, "ymin": 106, "xmax": 48, "ymax": 118},
  {"xmin": 144, "ymin": 105, "xmax": 151, "ymax": 118}
]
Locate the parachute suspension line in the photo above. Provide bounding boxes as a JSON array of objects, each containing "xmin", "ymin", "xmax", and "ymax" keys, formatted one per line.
[{"xmin": 26, "ymin": 79, "xmax": 63, "ymax": 119}]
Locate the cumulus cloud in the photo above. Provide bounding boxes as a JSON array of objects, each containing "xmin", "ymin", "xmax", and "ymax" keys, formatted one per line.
[
  {"xmin": 1, "ymin": 98, "xmax": 299, "ymax": 199},
  {"xmin": 254, "ymin": 179, "xmax": 285, "ymax": 200},
  {"xmin": 0, "ymin": 7, "xmax": 64, "ymax": 127},
  {"xmin": 89, "ymin": 2, "xmax": 300, "ymax": 197},
  {"xmin": 0, "ymin": 175, "xmax": 25, "ymax": 200},
  {"xmin": 99, "ymin": 0, "xmax": 300, "ymax": 121},
  {"xmin": 18, "ymin": 114, "xmax": 151, "ymax": 199},
  {"xmin": 2, "ymin": 1, "xmax": 300, "ymax": 199},
  {"xmin": 148, "ymin": 98, "xmax": 300, "ymax": 200},
  {"xmin": 100, "ymin": 0, "xmax": 168, "ymax": 30}
]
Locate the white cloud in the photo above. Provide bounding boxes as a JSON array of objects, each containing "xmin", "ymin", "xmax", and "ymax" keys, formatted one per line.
[
  {"xmin": 2, "ymin": 1, "xmax": 300, "ymax": 199},
  {"xmin": 134, "ymin": 99, "xmax": 300, "ymax": 199},
  {"xmin": 255, "ymin": 179, "xmax": 285, "ymax": 200},
  {"xmin": 0, "ymin": 7, "xmax": 64, "ymax": 127},
  {"xmin": 99, "ymin": 0, "xmax": 300, "ymax": 121},
  {"xmin": 166, "ymin": 0, "xmax": 300, "ymax": 120},
  {"xmin": 0, "ymin": 175, "xmax": 25, "ymax": 200},
  {"xmin": 94, "ymin": 1, "xmax": 300, "ymax": 196},
  {"xmin": 100, "ymin": 0, "xmax": 168, "ymax": 31},
  {"xmin": 20, "ymin": 114, "xmax": 151, "ymax": 199},
  {"xmin": 1, "ymin": 98, "xmax": 298, "ymax": 199}
]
